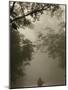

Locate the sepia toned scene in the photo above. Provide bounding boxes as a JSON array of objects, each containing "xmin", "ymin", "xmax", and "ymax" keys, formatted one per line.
[{"xmin": 9, "ymin": 1, "xmax": 66, "ymax": 89}]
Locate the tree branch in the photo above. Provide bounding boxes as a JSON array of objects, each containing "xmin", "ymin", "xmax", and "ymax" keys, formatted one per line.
[
  {"xmin": 10, "ymin": 2, "xmax": 16, "ymax": 15},
  {"xmin": 10, "ymin": 6, "xmax": 47, "ymax": 23}
]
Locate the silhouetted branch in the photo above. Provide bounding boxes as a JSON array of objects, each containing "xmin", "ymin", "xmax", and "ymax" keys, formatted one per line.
[
  {"xmin": 10, "ymin": 6, "xmax": 47, "ymax": 23},
  {"xmin": 10, "ymin": 2, "xmax": 16, "ymax": 14}
]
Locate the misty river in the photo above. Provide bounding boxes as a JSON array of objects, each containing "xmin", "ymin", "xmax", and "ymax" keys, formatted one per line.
[
  {"xmin": 14, "ymin": 9, "xmax": 65, "ymax": 87},
  {"xmin": 15, "ymin": 48, "xmax": 65, "ymax": 87}
]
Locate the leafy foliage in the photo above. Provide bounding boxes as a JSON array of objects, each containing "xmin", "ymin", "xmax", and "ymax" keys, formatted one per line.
[{"xmin": 10, "ymin": 2, "xmax": 62, "ymax": 28}]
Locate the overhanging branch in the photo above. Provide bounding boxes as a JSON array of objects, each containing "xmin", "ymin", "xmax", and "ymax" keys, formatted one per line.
[{"xmin": 10, "ymin": 6, "xmax": 47, "ymax": 23}]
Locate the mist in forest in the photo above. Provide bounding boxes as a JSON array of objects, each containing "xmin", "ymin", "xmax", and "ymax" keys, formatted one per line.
[
  {"xmin": 10, "ymin": 2, "xmax": 66, "ymax": 88},
  {"xmin": 14, "ymin": 10, "xmax": 65, "ymax": 87}
]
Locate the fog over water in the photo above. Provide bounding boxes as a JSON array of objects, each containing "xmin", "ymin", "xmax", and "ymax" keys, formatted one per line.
[
  {"xmin": 15, "ymin": 50, "xmax": 65, "ymax": 87},
  {"xmin": 15, "ymin": 9, "xmax": 65, "ymax": 87}
]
